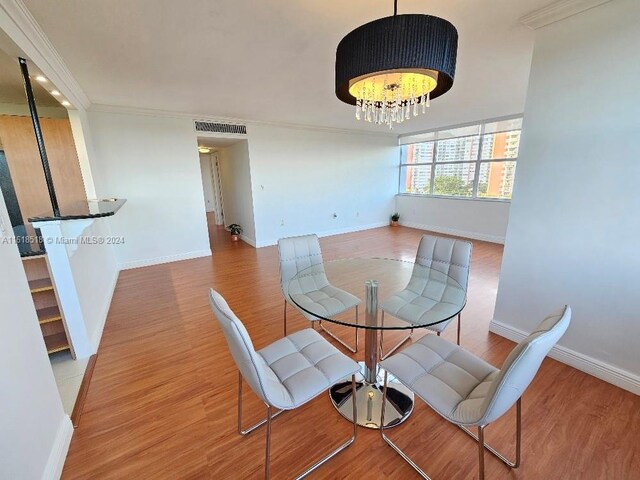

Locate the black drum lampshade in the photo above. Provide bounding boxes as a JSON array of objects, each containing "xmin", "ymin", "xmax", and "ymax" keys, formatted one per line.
[{"xmin": 335, "ymin": 4, "xmax": 458, "ymax": 128}]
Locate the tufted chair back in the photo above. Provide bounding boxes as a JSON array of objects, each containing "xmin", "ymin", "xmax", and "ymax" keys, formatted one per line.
[
  {"xmin": 478, "ymin": 306, "xmax": 572, "ymax": 425},
  {"xmin": 415, "ymin": 235, "xmax": 473, "ymax": 288},
  {"xmin": 277, "ymin": 234, "xmax": 328, "ymax": 299},
  {"xmin": 209, "ymin": 289, "xmax": 294, "ymax": 409}
]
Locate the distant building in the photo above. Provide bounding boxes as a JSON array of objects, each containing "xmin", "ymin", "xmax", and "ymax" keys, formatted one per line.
[
  {"xmin": 401, "ymin": 129, "xmax": 520, "ymax": 198},
  {"xmin": 483, "ymin": 130, "xmax": 520, "ymax": 198}
]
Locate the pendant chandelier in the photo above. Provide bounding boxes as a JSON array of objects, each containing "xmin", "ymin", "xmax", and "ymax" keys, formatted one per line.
[{"xmin": 335, "ymin": 0, "xmax": 458, "ymax": 129}]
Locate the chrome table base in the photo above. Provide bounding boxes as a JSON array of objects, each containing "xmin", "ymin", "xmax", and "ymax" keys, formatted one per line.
[{"xmin": 330, "ymin": 361, "xmax": 414, "ymax": 429}]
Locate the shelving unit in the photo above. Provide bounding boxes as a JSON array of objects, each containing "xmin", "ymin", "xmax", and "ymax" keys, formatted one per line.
[{"xmin": 22, "ymin": 254, "xmax": 74, "ymax": 357}]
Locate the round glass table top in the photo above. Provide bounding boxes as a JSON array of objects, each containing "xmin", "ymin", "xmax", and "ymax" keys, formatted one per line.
[{"xmin": 287, "ymin": 258, "xmax": 466, "ymax": 330}]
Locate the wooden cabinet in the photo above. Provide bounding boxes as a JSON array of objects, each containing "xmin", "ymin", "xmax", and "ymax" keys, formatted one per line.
[
  {"xmin": 0, "ymin": 115, "xmax": 87, "ymax": 237},
  {"xmin": 22, "ymin": 254, "xmax": 74, "ymax": 357}
]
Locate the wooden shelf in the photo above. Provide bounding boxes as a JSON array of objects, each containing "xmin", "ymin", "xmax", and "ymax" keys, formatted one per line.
[
  {"xmin": 37, "ymin": 305, "xmax": 62, "ymax": 324},
  {"xmin": 29, "ymin": 277, "xmax": 54, "ymax": 293},
  {"xmin": 44, "ymin": 332, "xmax": 70, "ymax": 354},
  {"xmin": 21, "ymin": 254, "xmax": 73, "ymax": 357}
]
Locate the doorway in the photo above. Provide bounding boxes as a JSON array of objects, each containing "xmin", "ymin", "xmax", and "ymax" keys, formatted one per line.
[
  {"xmin": 196, "ymin": 136, "xmax": 245, "ymax": 250},
  {"xmin": 200, "ymin": 151, "xmax": 224, "ymax": 225}
]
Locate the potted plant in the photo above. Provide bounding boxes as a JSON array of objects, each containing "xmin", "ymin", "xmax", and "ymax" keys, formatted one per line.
[
  {"xmin": 227, "ymin": 224, "xmax": 243, "ymax": 242},
  {"xmin": 390, "ymin": 213, "xmax": 400, "ymax": 227}
]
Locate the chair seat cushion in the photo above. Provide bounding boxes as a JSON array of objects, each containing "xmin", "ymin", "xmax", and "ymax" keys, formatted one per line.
[
  {"xmin": 381, "ymin": 291, "xmax": 461, "ymax": 332},
  {"xmin": 381, "ymin": 270, "xmax": 466, "ymax": 332},
  {"xmin": 258, "ymin": 329, "xmax": 359, "ymax": 409},
  {"xmin": 381, "ymin": 334, "xmax": 498, "ymax": 425},
  {"xmin": 290, "ymin": 285, "xmax": 360, "ymax": 321}
]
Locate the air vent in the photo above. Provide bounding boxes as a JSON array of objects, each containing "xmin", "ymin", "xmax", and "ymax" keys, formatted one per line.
[{"xmin": 194, "ymin": 121, "xmax": 247, "ymax": 135}]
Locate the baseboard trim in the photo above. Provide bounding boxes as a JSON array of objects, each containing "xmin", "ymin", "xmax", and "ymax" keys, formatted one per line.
[
  {"xmin": 255, "ymin": 222, "xmax": 389, "ymax": 248},
  {"xmin": 490, "ymin": 319, "xmax": 640, "ymax": 395},
  {"xmin": 42, "ymin": 415, "xmax": 73, "ymax": 480},
  {"xmin": 119, "ymin": 249, "xmax": 212, "ymax": 270},
  {"xmin": 400, "ymin": 221, "xmax": 505, "ymax": 244},
  {"xmin": 239, "ymin": 234, "xmax": 257, "ymax": 247}
]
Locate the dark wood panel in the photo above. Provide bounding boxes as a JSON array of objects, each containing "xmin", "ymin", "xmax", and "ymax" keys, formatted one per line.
[
  {"xmin": 22, "ymin": 255, "xmax": 49, "ymax": 281},
  {"xmin": 36, "ymin": 305, "xmax": 61, "ymax": 324},
  {"xmin": 62, "ymin": 221, "xmax": 640, "ymax": 479},
  {"xmin": 0, "ymin": 115, "xmax": 87, "ymax": 236},
  {"xmin": 29, "ymin": 277, "xmax": 53, "ymax": 293},
  {"xmin": 44, "ymin": 332, "xmax": 70, "ymax": 354}
]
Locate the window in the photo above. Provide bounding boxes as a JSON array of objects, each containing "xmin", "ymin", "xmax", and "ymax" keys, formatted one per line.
[{"xmin": 399, "ymin": 117, "xmax": 522, "ymax": 200}]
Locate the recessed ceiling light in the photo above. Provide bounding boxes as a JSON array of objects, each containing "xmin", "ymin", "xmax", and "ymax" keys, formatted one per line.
[
  {"xmin": 61, "ymin": 100, "xmax": 71, "ymax": 107},
  {"xmin": 35, "ymin": 76, "xmax": 47, "ymax": 83},
  {"xmin": 198, "ymin": 147, "xmax": 211, "ymax": 154},
  {"xmin": 51, "ymin": 90, "xmax": 61, "ymax": 96}
]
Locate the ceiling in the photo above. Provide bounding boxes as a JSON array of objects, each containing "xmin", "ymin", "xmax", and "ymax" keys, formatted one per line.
[
  {"xmin": 22, "ymin": 0, "xmax": 550, "ymax": 133},
  {"xmin": 0, "ymin": 30, "xmax": 62, "ymax": 108}
]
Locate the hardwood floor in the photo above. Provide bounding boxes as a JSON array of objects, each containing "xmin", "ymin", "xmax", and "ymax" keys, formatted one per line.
[{"xmin": 62, "ymin": 222, "xmax": 640, "ymax": 479}]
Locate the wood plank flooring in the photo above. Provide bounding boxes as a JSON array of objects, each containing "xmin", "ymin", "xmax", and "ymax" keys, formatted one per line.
[{"xmin": 62, "ymin": 221, "xmax": 640, "ymax": 479}]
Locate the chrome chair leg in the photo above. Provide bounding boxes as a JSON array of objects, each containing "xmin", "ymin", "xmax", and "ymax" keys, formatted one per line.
[
  {"xmin": 459, "ymin": 398, "xmax": 522, "ymax": 470},
  {"xmin": 318, "ymin": 305, "xmax": 358, "ymax": 353},
  {"xmin": 242, "ymin": 372, "xmax": 357, "ymax": 479},
  {"xmin": 478, "ymin": 425, "xmax": 485, "ymax": 480},
  {"xmin": 380, "ymin": 372, "xmax": 522, "ymax": 480},
  {"xmin": 286, "ymin": 301, "xmax": 358, "ymax": 353},
  {"xmin": 295, "ymin": 374, "xmax": 357, "ymax": 479},
  {"xmin": 265, "ymin": 405, "xmax": 273, "ymax": 479},
  {"xmin": 238, "ymin": 372, "xmax": 284, "ymax": 436},
  {"xmin": 380, "ymin": 311, "xmax": 413, "ymax": 360},
  {"xmin": 380, "ymin": 371, "xmax": 432, "ymax": 479},
  {"xmin": 283, "ymin": 300, "xmax": 287, "ymax": 337}
]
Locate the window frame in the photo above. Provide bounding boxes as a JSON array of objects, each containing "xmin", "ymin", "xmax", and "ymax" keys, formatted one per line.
[{"xmin": 398, "ymin": 117, "xmax": 522, "ymax": 202}]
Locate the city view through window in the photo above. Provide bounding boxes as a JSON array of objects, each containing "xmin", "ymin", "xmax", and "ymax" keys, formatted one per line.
[{"xmin": 399, "ymin": 118, "xmax": 522, "ymax": 200}]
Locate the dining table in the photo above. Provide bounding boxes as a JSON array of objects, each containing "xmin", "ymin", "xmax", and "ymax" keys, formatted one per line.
[{"xmin": 287, "ymin": 257, "xmax": 467, "ymax": 429}]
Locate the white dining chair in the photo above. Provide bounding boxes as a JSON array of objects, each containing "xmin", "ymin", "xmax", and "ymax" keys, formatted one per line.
[
  {"xmin": 209, "ymin": 289, "xmax": 359, "ymax": 479},
  {"xmin": 380, "ymin": 234, "xmax": 472, "ymax": 358},
  {"xmin": 278, "ymin": 234, "xmax": 361, "ymax": 352},
  {"xmin": 379, "ymin": 305, "xmax": 572, "ymax": 480}
]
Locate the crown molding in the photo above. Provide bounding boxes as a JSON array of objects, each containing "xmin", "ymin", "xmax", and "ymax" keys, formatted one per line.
[
  {"xmin": 88, "ymin": 104, "xmax": 398, "ymax": 138},
  {"xmin": 0, "ymin": 0, "xmax": 91, "ymax": 110},
  {"xmin": 520, "ymin": 0, "xmax": 613, "ymax": 29}
]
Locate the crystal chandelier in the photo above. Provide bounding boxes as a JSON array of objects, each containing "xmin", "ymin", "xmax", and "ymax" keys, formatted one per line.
[{"xmin": 335, "ymin": 0, "xmax": 458, "ymax": 129}]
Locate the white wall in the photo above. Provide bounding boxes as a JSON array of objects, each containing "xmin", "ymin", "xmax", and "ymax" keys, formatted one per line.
[
  {"xmin": 69, "ymin": 218, "xmax": 120, "ymax": 348},
  {"xmin": 493, "ymin": 0, "xmax": 640, "ymax": 393},
  {"xmin": 87, "ymin": 110, "xmax": 211, "ymax": 269},
  {"xmin": 397, "ymin": 196, "xmax": 510, "ymax": 244},
  {"xmin": 199, "ymin": 155, "xmax": 216, "ymax": 212},
  {"xmin": 217, "ymin": 140, "xmax": 257, "ymax": 245},
  {"xmin": 67, "ymin": 108, "xmax": 99, "ymax": 200},
  {"xmin": 246, "ymin": 124, "xmax": 398, "ymax": 247},
  {"xmin": 0, "ymin": 195, "xmax": 72, "ymax": 480}
]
